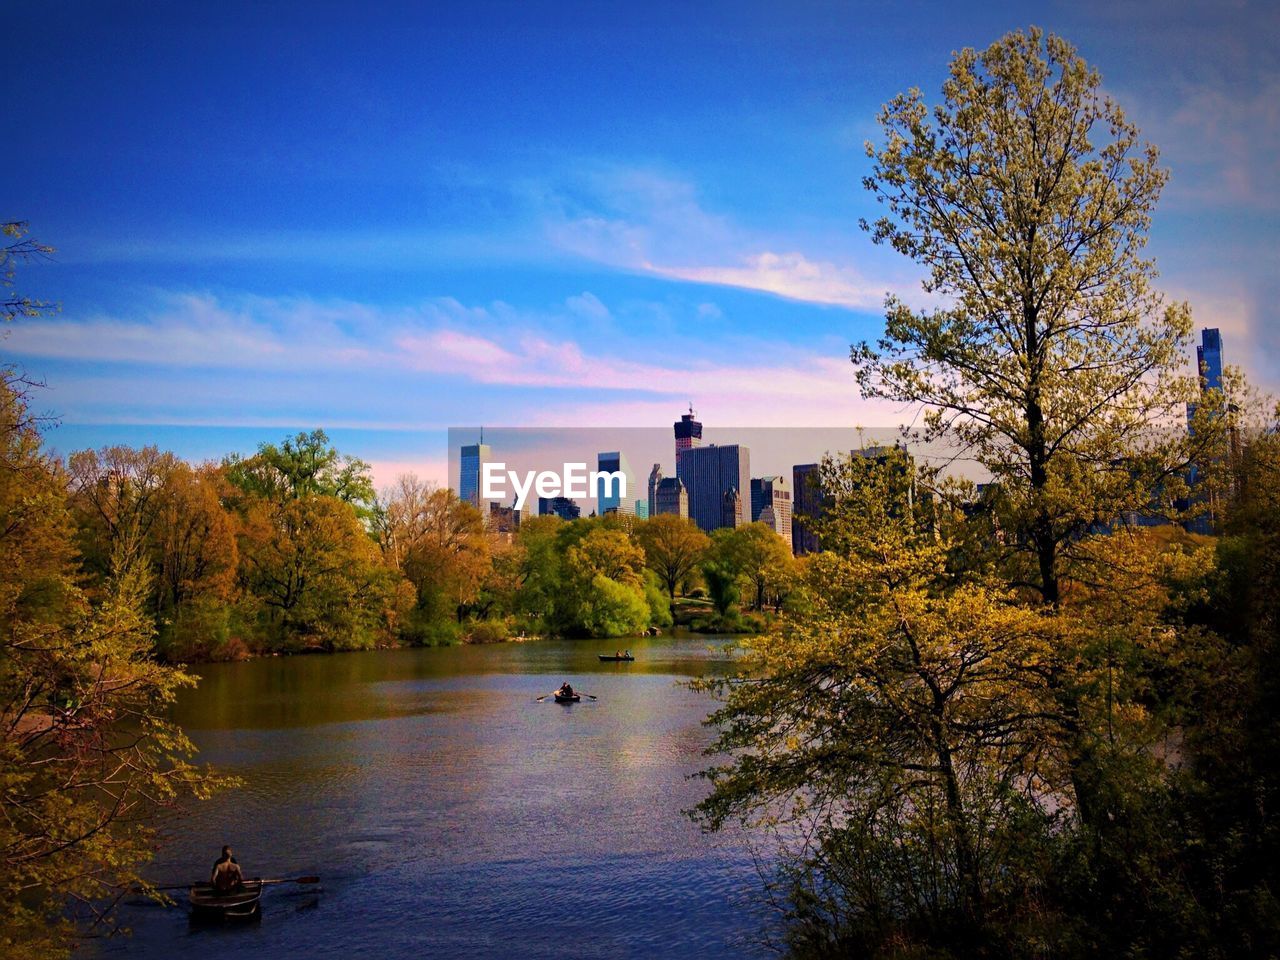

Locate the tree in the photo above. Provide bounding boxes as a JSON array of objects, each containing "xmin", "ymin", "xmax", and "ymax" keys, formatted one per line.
[
  {"xmin": 237, "ymin": 494, "xmax": 408, "ymax": 650},
  {"xmin": 2, "ymin": 222, "xmax": 54, "ymax": 321},
  {"xmin": 855, "ymin": 28, "xmax": 1201, "ymax": 608},
  {"xmin": 635, "ymin": 514, "xmax": 710, "ymax": 608},
  {"xmin": 557, "ymin": 527, "xmax": 651, "ymax": 637},
  {"xmin": 0, "ymin": 375, "xmax": 227, "ymax": 957},
  {"xmin": 710, "ymin": 522, "xmax": 794, "ymax": 611},
  {"xmin": 67, "ymin": 445, "xmax": 180, "ymax": 580},
  {"xmin": 692, "ymin": 451, "xmax": 1064, "ymax": 947},
  {"xmin": 376, "ymin": 476, "xmax": 489, "ymax": 627},
  {"xmin": 151, "ymin": 463, "xmax": 239, "ymax": 659},
  {"xmin": 224, "ymin": 429, "xmax": 375, "ymax": 516}
]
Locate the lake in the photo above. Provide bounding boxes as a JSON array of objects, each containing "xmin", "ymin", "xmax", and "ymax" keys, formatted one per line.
[{"xmin": 104, "ymin": 635, "xmax": 773, "ymax": 958}]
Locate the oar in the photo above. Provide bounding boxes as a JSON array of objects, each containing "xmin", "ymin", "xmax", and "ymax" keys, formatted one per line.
[
  {"xmin": 131, "ymin": 874, "xmax": 319, "ymax": 893},
  {"xmin": 258, "ymin": 875, "xmax": 320, "ymax": 886}
]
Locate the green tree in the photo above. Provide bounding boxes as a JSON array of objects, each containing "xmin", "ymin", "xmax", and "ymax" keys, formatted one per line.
[
  {"xmin": 635, "ymin": 514, "xmax": 710, "ymax": 609},
  {"xmin": 855, "ymin": 27, "xmax": 1201, "ymax": 607},
  {"xmin": 225, "ymin": 429, "xmax": 375, "ymax": 515},
  {"xmin": 693, "ymin": 452, "xmax": 1064, "ymax": 947},
  {"xmin": 712, "ymin": 522, "xmax": 794, "ymax": 611}
]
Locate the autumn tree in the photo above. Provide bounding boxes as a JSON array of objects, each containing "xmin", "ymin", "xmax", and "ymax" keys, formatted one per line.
[
  {"xmin": 855, "ymin": 27, "xmax": 1202, "ymax": 607},
  {"xmin": 376, "ymin": 475, "xmax": 489, "ymax": 632},
  {"xmin": 151, "ymin": 463, "xmax": 240, "ymax": 659},
  {"xmin": 67, "ymin": 445, "xmax": 180, "ymax": 581},
  {"xmin": 1, "ymin": 343, "xmax": 225, "ymax": 952}
]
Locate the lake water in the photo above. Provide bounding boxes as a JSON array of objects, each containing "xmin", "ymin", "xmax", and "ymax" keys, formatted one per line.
[{"xmin": 105, "ymin": 636, "xmax": 773, "ymax": 958}]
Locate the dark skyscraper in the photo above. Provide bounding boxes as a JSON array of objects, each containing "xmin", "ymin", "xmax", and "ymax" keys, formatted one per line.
[
  {"xmin": 678, "ymin": 443, "xmax": 749, "ymax": 532},
  {"xmin": 538, "ymin": 496, "xmax": 581, "ymax": 521},
  {"xmin": 674, "ymin": 406, "xmax": 702, "ymax": 469},
  {"xmin": 791, "ymin": 462, "xmax": 822, "ymax": 555}
]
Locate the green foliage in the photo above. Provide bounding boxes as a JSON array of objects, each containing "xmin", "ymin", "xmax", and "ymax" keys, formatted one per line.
[{"xmin": 224, "ymin": 429, "xmax": 375, "ymax": 515}]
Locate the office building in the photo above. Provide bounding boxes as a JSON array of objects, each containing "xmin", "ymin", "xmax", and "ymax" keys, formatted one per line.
[
  {"xmin": 459, "ymin": 440, "xmax": 491, "ymax": 508},
  {"xmin": 674, "ymin": 407, "xmax": 702, "ymax": 469},
  {"xmin": 647, "ymin": 463, "xmax": 663, "ymax": 518},
  {"xmin": 634, "ymin": 499, "xmax": 649, "ymax": 520},
  {"xmin": 1197, "ymin": 328, "xmax": 1224, "ymax": 393},
  {"xmin": 792, "ymin": 462, "xmax": 822, "ymax": 555},
  {"xmin": 654, "ymin": 477, "xmax": 689, "ymax": 519},
  {"xmin": 538, "ymin": 496, "xmax": 581, "ymax": 521},
  {"xmin": 751, "ymin": 475, "xmax": 793, "ymax": 547},
  {"xmin": 595, "ymin": 451, "xmax": 635, "ymax": 515},
  {"xmin": 678, "ymin": 443, "xmax": 749, "ymax": 532}
]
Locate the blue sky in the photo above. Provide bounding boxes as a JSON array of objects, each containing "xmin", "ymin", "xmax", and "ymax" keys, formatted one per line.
[{"xmin": 5, "ymin": 0, "xmax": 1277, "ymax": 486}]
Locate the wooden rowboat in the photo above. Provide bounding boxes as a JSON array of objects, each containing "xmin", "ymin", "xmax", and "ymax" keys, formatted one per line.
[
  {"xmin": 189, "ymin": 879, "xmax": 263, "ymax": 921},
  {"xmin": 554, "ymin": 692, "xmax": 581, "ymax": 703},
  {"xmin": 598, "ymin": 654, "xmax": 635, "ymax": 662}
]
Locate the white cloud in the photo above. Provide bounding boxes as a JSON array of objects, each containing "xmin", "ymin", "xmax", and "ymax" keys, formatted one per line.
[
  {"xmin": 654, "ymin": 250, "xmax": 891, "ymax": 309},
  {"xmin": 536, "ymin": 165, "xmax": 923, "ymax": 309},
  {"xmin": 6, "ymin": 291, "xmax": 910, "ymax": 429}
]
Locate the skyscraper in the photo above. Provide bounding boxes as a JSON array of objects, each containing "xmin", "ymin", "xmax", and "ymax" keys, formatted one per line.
[
  {"xmin": 678, "ymin": 443, "xmax": 749, "ymax": 532},
  {"xmin": 647, "ymin": 463, "xmax": 663, "ymax": 518},
  {"xmin": 674, "ymin": 406, "xmax": 702, "ymax": 469},
  {"xmin": 791, "ymin": 462, "xmax": 822, "ymax": 555},
  {"xmin": 595, "ymin": 451, "xmax": 635, "ymax": 515},
  {"xmin": 459, "ymin": 440, "xmax": 491, "ymax": 508},
  {"xmin": 751, "ymin": 475, "xmax": 793, "ymax": 547},
  {"xmin": 1196, "ymin": 328, "xmax": 1224, "ymax": 393}
]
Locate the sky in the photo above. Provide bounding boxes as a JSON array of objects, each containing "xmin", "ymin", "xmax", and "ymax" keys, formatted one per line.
[{"xmin": 4, "ymin": 0, "xmax": 1277, "ymax": 488}]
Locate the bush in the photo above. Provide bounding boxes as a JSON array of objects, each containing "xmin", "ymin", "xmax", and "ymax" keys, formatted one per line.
[{"xmin": 464, "ymin": 618, "xmax": 511, "ymax": 644}]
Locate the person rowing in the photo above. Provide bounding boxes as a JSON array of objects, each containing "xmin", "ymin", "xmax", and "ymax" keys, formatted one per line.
[
  {"xmin": 557, "ymin": 681, "xmax": 574, "ymax": 698},
  {"xmin": 211, "ymin": 844, "xmax": 244, "ymax": 892}
]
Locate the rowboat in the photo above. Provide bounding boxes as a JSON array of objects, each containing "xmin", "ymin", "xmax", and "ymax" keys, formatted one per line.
[
  {"xmin": 189, "ymin": 879, "xmax": 263, "ymax": 921},
  {"xmin": 554, "ymin": 692, "xmax": 581, "ymax": 703},
  {"xmin": 598, "ymin": 655, "xmax": 635, "ymax": 662}
]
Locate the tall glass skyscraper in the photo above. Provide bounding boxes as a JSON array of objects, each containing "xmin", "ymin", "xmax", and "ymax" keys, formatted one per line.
[
  {"xmin": 677, "ymin": 444, "xmax": 749, "ymax": 532},
  {"xmin": 1196, "ymin": 328, "xmax": 1224, "ymax": 393},
  {"xmin": 459, "ymin": 441, "xmax": 491, "ymax": 507},
  {"xmin": 595, "ymin": 451, "xmax": 635, "ymax": 515}
]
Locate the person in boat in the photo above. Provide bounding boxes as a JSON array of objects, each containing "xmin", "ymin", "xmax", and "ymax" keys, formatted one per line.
[
  {"xmin": 211, "ymin": 845, "xmax": 244, "ymax": 892},
  {"xmin": 557, "ymin": 681, "xmax": 574, "ymax": 698},
  {"xmin": 624, "ymin": 649, "xmax": 630, "ymax": 658}
]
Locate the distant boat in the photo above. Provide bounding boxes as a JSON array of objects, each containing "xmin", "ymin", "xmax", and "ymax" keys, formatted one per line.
[
  {"xmin": 189, "ymin": 879, "xmax": 263, "ymax": 922},
  {"xmin": 554, "ymin": 691, "xmax": 581, "ymax": 703},
  {"xmin": 598, "ymin": 654, "xmax": 635, "ymax": 662}
]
